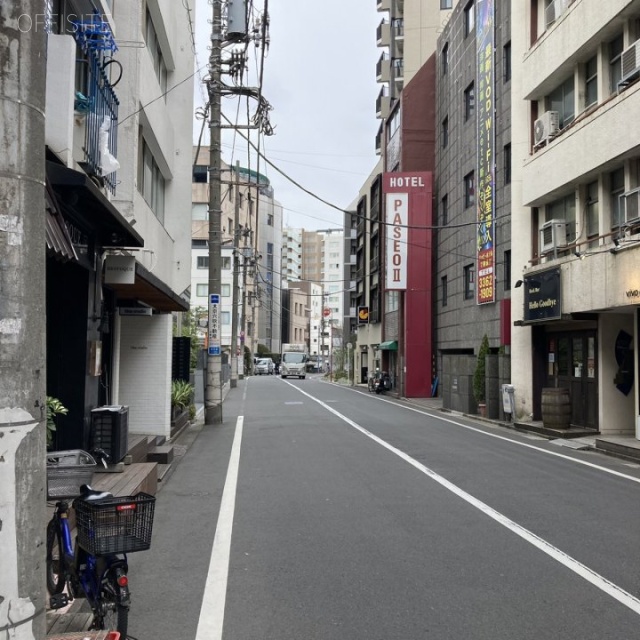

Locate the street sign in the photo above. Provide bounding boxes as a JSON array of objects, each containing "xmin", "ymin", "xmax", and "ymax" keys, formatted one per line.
[
  {"xmin": 323, "ymin": 308, "xmax": 331, "ymax": 318},
  {"xmin": 208, "ymin": 293, "xmax": 221, "ymax": 356}
]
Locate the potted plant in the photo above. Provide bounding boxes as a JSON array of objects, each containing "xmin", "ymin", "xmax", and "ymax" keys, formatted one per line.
[
  {"xmin": 473, "ymin": 334, "xmax": 489, "ymax": 417},
  {"xmin": 46, "ymin": 396, "xmax": 68, "ymax": 450}
]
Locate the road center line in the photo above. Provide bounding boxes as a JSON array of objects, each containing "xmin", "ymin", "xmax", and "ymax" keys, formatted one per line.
[
  {"xmin": 195, "ymin": 416, "xmax": 244, "ymax": 640},
  {"xmin": 288, "ymin": 382, "xmax": 640, "ymax": 616}
]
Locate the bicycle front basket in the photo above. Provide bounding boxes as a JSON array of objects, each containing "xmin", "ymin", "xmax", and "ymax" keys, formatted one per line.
[{"xmin": 74, "ymin": 492, "xmax": 156, "ymax": 555}]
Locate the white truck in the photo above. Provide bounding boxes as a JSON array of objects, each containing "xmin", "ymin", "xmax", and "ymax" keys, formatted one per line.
[{"xmin": 280, "ymin": 343, "xmax": 308, "ymax": 379}]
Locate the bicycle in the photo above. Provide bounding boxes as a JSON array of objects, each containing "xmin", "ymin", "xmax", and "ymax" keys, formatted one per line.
[{"xmin": 46, "ymin": 450, "xmax": 156, "ymax": 639}]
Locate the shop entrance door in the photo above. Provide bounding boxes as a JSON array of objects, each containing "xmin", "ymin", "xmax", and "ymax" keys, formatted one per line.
[{"xmin": 547, "ymin": 332, "xmax": 598, "ymax": 429}]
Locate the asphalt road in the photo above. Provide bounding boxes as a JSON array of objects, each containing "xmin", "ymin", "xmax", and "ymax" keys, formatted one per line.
[{"xmin": 127, "ymin": 375, "xmax": 640, "ymax": 639}]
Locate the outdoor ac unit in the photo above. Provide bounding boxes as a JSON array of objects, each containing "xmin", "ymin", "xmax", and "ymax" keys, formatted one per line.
[
  {"xmin": 534, "ymin": 111, "xmax": 560, "ymax": 147},
  {"xmin": 621, "ymin": 40, "xmax": 640, "ymax": 85},
  {"xmin": 540, "ymin": 219, "xmax": 568, "ymax": 253},
  {"xmin": 622, "ymin": 188, "xmax": 640, "ymax": 225}
]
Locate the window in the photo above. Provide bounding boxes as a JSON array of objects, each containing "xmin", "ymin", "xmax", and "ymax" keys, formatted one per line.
[
  {"xmin": 547, "ymin": 194, "xmax": 576, "ymax": 243},
  {"xmin": 442, "ymin": 116, "xmax": 449, "ymax": 148},
  {"xmin": 193, "ymin": 165, "xmax": 207, "ymax": 183},
  {"xmin": 441, "ymin": 275, "xmax": 448, "ymax": 307},
  {"xmin": 267, "ymin": 214, "xmax": 274, "ymax": 226},
  {"xmin": 464, "ymin": 172, "xmax": 475, "ymax": 208},
  {"xmin": 386, "ymin": 291, "xmax": 399, "ymax": 312},
  {"xmin": 192, "ymin": 203, "xmax": 208, "ymax": 221},
  {"xmin": 145, "ymin": 9, "xmax": 167, "ymax": 95},
  {"xmin": 197, "ymin": 256, "xmax": 209, "ymax": 269},
  {"xmin": 441, "ymin": 0, "xmax": 452, "ymax": 7},
  {"xmin": 222, "ymin": 284, "xmax": 231, "ymax": 297},
  {"xmin": 610, "ymin": 168, "xmax": 625, "ymax": 228},
  {"xmin": 464, "ymin": 264, "xmax": 475, "ymax": 299},
  {"xmin": 503, "ymin": 41, "xmax": 511, "ymax": 83},
  {"xmin": 585, "ymin": 56, "xmax": 598, "ymax": 108},
  {"xmin": 222, "ymin": 256, "xmax": 231, "ymax": 270},
  {"xmin": 464, "ymin": 82, "xmax": 475, "ymax": 121},
  {"xmin": 442, "ymin": 42, "xmax": 449, "ymax": 75},
  {"xmin": 547, "ymin": 76, "xmax": 575, "ymax": 129},
  {"xmin": 503, "ymin": 143, "xmax": 511, "ymax": 185},
  {"xmin": 504, "ymin": 250, "xmax": 511, "ymax": 291},
  {"xmin": 138, "ymin": 138, "xmax": 165, "ymax": 222},
  {"xmin": 609, "ymin": 35, "xmax": 624, "ymax": 94},
  {"xmin": 196, "ymin": 284, "xmax": 208, "ymax": 297},
  {"xmin": 192, "ymin": 239, "xmax": 207, "ymax": 248},
  {"xmin": 221, "ymin": 311, "xmax": 230, "ymax": 325},
  {"xmin": 464, "ymin": 1, "xmax": 475, "ymax": 38},
  {"xmin": 586, "ymin": 181, "xmax": 599, "ymax": 242},
  {"xmin": 441, "ymin": 194, "xmax": 449, "ymax": 226}
]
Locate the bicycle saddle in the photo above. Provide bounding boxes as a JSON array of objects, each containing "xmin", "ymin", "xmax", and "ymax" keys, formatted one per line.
[{"xmin": 79, "ymin": 484, "xmax": 113, "ymax": 501}]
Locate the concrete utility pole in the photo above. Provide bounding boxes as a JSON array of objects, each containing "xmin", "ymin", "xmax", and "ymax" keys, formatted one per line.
[
  {"xmin": 205, "ymin": 0, "xmax": 224, "ymax": 423},
  {"xmin": 230, "ymin": 162, "xmax": 241, "ymax": 388},
  {"xmin": 0, "ymin": 2, "xmax": 48, "ymax": 639}
]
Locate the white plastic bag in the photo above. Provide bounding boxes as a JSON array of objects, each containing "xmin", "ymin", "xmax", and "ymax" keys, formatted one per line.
[{"xmin": 99, "ymin": 117, "xmax": 121, "ymax": 174}]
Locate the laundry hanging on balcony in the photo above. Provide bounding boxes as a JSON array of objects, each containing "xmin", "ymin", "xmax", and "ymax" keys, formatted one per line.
[
  {"xmin": 71, "ymin": 11, "xmax": 118, "ymax": 55},
  {"xmin": 99, "ymin": 118, "xmax": 120, "ymax": 175}
]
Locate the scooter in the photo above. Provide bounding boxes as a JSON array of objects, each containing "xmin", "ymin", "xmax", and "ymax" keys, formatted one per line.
[{"xmin": 374, "ymin": 372, "xmax": 391, "ymax": 394}]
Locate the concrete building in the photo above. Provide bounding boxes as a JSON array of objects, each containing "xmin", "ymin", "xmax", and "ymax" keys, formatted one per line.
[
  {"xmin": 191, "ymin": 147, "xmax": 261, "ymax": 363},
  {"xmin": 433, "ymin": 0, "xmax": 512, "ymax": 416},
  {"xmin": 511, "ymin": 0, "xmax": 640, "ymax": 436},
  {"xmin": 45, "ymin": 0, "xmax": 193, "ymax": 447},
  {"xmin": 282, "ymin": 227, "xmax": 303, "ymax": 281}
]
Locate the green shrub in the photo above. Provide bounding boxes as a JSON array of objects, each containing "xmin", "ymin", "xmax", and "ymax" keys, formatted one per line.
[
  {"xmin": 46, "ymin": 397, "xmax": 68, "ymax": 449},
  {"xmin": 171, "ymin": 380, "xmax": 194, "ymax": 410},
  {"xmin": 473, "ymin": 334, "xmax": 489, "ymax": 404}
]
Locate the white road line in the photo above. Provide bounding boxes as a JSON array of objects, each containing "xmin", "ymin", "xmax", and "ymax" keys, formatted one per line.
[
  {"xmin": 335, "ymin": 384, "xmax": 640, "ymax": 485},
  {"xmin": 195, "ymin": 416, "xmax": 244, "ymax": 640},
  {"xmin": 288, "ymin": 383, "xmax": 640, "ymax": 616}
]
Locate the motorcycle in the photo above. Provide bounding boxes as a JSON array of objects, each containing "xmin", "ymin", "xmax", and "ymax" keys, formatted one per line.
[{"xmin": 373, "ymin": 371, "xmax": 391, "ymax": 394}]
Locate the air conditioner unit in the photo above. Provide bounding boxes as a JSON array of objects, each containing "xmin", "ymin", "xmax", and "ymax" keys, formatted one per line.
[
  {"xmin": 540, "ymin": 219, "xmax": 568, "ymax": 253},
  {"xmin": 621, "ymin": 40, "xmax": 640, "ymax": 85},
  {"xmin": 534, "ymin": 111, "xmax": 560, "ymax": 147},
  {"xmin": 622, "ymin": 188, "xmax": 640, "ymax": 225}
]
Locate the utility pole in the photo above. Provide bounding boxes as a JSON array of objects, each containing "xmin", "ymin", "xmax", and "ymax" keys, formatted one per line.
[
  {"xmin": 0, "ymin": 2, "xmax": 47, "ymax": 638},
  {"xmin": 205, "ymin": 0, "xmax": 224, "ymax": 424},
  {"xmin": 230, "ymin": 161, "xmax": 240, "ymax": 388}
]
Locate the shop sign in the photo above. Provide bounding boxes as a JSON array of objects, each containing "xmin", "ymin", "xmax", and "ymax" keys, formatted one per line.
[
  {"xmin": 523, "ymin": 268, "xmax": 561, "ymax": 322},
  {"xmin": 105, "ymin": 255, "xmax": 135, "ymax": 284}
]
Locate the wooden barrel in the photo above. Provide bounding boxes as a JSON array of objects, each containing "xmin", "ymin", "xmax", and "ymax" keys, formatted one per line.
[{"xmin": 541, "ymin": 387, "xmax": 571, "ymax": 429}]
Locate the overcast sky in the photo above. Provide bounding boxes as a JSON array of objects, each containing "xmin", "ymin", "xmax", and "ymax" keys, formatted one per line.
[{"xmin": 193, "ymin": 0, "xmax": 381, "ymax": 230}]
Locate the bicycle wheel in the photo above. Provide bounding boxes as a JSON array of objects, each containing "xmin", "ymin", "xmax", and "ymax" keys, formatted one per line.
[
  {"xmin": 96, "ymin": 577, "xmax": 128, "ymax": 639},
  {"xmin": 46, "ymin": 519, "xmax": 66, "ymax": 595}
]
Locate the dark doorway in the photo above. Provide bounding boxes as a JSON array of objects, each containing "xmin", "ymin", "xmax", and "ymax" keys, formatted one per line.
[{"xmin": 546, "ymin": 331, "xmax": 598, "ymax": 429}]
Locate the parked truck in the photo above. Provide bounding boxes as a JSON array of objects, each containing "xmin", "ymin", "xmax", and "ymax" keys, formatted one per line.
[{"xmin": 280, "ymin": 343, "xmax": 308, "ymax": 379}]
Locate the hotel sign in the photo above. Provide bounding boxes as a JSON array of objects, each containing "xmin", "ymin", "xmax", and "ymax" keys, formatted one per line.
[{"xmin": 383, "ymin": 173, "xmax": 429, "ymax": 291}]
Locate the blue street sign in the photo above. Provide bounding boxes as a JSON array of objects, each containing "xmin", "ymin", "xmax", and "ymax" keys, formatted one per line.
[
  {"xmin": 208, "ymin": 345, "xmax": 221, "ymax": 356},
  {"xmin": 210, "ymin": 294, "xmax": 220, "ymax": 304}
]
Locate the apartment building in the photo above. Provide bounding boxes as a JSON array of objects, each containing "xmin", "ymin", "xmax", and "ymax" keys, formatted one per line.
[
  {"xmin": 45, "ymin": 0, "xmax": 193, "ymax": 447},
  {"xmin": 191, "ymin": 148, "xmax": 262, "ymax": 362},
  {"xmin": 282, "ymin": 227, "xmax": 303, "ymax": 281},
  {"xmin": 512, "ymin": 0, "xmax": 640, "ymax": 436}
]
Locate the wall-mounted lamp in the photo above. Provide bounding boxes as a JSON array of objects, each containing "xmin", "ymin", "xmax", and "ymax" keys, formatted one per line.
[
  {"xmin": 514, "ymin": 280, "xmax": 523, "ymax": 288},
  {"xmin": 573, "ymin": 251, "xmax": 585, "ymax": 260}
]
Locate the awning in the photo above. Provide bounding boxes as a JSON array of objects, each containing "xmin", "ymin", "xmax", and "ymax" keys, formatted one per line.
[
  {"xmin": 379, "ymin": 340, "xmax": 398, "ymax": 351},
  {"xmin": 46, "ymin": 160, "xmax": 143, "ymax": 249},
  {"xmin": 45, "ymin": 181, "xmax": 78, "ymax": 262},
  {"xmin": 106, "ymin": 260, "xmax": 190, "ymax": 312}
]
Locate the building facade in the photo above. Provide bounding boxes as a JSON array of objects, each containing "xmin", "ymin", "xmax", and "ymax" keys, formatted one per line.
[
  {"xmin": 511, "ymin": 0, "xmax": 640, "ymax": 436},
  {"xmin": 433, "ymin": 0, "xmax": 512, "ymax": 415},
  {"xmin": 45, "ymin": 0, "xmax": 193, "ymax": 448}
]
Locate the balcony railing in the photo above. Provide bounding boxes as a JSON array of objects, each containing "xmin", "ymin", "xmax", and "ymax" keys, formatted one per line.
[{"xmin": 73, "ymin": 13, "xmax": 120, "ymax": 193}]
